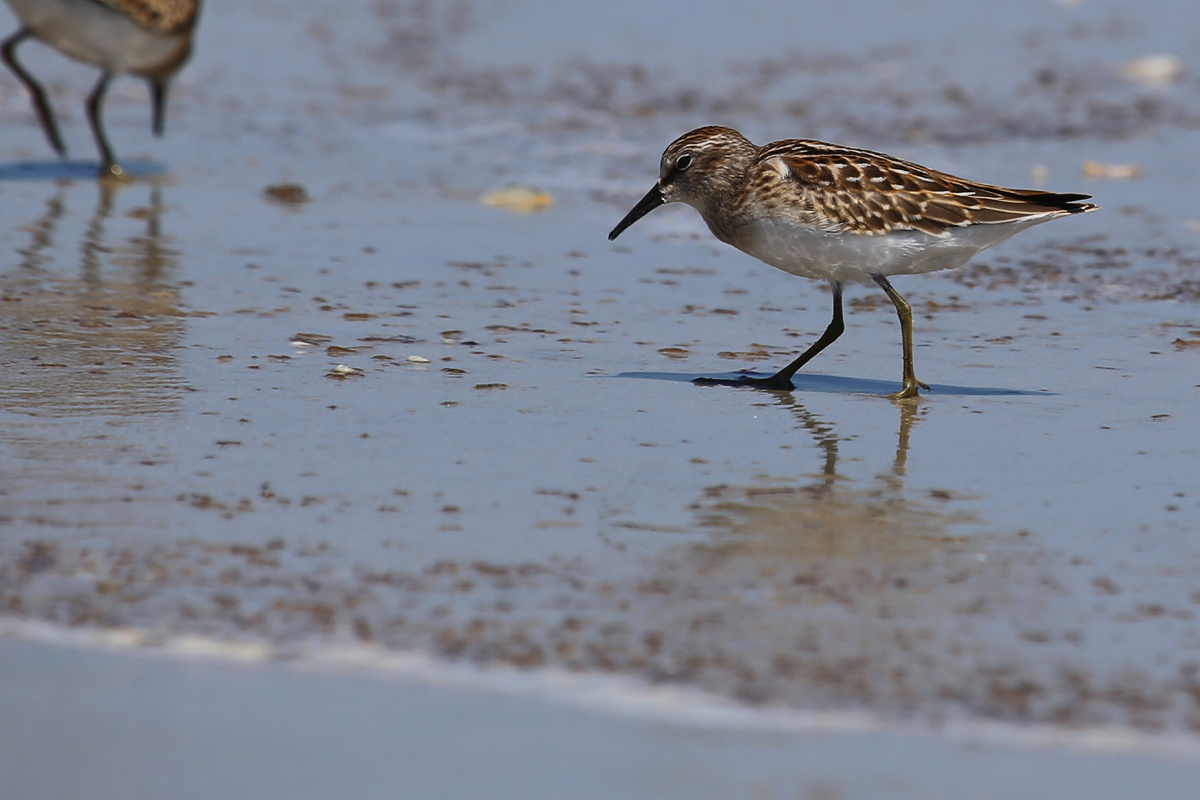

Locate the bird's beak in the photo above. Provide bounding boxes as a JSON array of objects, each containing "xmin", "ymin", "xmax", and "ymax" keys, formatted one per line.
[{"xmin": 608, "ymin": 184, "xmax": 665, "ymax": 240}]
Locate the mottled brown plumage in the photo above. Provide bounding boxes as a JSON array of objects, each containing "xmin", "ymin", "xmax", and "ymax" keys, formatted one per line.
[
  {"xmin": 653, "ymin": 126, "xmax": 1096, "ymax": 243},
  {"xmin": 92, "ymin": 0, "xmax": 199, "ymax": 36},
  {"xmin": 756, "ymin": 138, "xmax": 1093, "ymax": 236},
  {"xmin": 609, "ymin": 125, "xmax": 1097, "ymax": 398}
]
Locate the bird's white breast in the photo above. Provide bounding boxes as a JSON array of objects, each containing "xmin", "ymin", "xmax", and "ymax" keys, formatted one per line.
[
  {"xmin": 723, "ymin": 212, "xmax": 1062, "ymax": 285},
  {"xmin": 6, "ymin": 0, "xmax": 184, "ymax": 73}
]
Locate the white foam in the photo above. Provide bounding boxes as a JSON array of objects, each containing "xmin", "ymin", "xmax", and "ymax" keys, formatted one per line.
[{"xmin": 2, "ymin": 616, "xmax": 1199, "ymax": 759}]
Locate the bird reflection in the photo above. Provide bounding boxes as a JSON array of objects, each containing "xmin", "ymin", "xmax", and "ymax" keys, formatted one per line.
[
  {"xmin": 690, "ymin": 396, "xmax": 972, "ymax": 575},
  {"xmin": 619, "ymin": 402, "xmax": 1070, "ymax": 721},
  {"xmin": 759, "ymin": 392, "xmax": 927, "ymax": 492},
  {"xmin": 15, "ymin": 189, "xmax": 65, "ymax": 270},
  {"xmin": 79, "ymin": 180, "xmax": 115, "ymax": 283},
  {"xmin": 0, "ymin": 179, "xmax": 185, "ymax": 417},
  {"xmin": 773, "ymin": 392, "xmax": 841, "ymax": 485}
]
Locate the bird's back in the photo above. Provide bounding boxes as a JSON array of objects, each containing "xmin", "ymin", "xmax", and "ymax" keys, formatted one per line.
[
  {"xmin": 712, "ymin": 139, "xmax": 1096, "ymax": 284},
  {"xmin": 744, "ymin": 139, "xmax": 1096, "ymax": 237}
]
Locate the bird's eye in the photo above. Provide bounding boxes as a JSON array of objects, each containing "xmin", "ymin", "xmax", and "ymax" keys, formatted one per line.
[{"xmin": 675, "ymin": 154, "xmax": 693, "ymax": 171}]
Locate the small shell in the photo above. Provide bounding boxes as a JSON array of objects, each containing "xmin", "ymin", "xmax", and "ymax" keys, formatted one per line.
[
  {"xmin": 1117, "ymin": 54, "xmax": 1183, "ymax": 87},
  {"xmin": 480, "ymin": 185, "xmax": 553, "ymax": 213},
  {"xmin": 326, "ymin": 364, "xmax": 363, "ymax": 379},
  {"xmin": 1081, "ymin": 161, "xmax": 1142, "ymax": 180}
]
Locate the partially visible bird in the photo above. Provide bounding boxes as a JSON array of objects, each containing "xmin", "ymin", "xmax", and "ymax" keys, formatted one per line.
[
  {"xmin": 2, "ymin": 0, "xmax": 201, "ymax": 178},
  {"xmin": 609, "ymin": 126, "xmax": 1098, "ymax": 398}
]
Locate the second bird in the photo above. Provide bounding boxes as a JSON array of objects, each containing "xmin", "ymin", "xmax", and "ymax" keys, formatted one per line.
[
  {"xmin": 2, "ymin": 0, "xmax": 201, "ymax": 178},
  {"xmin": 609, "ymin": 126, "xmax": 1097, "ymax": 399}
]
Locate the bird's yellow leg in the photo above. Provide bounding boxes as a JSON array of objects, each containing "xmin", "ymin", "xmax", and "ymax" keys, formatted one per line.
[{"xmin": 873, "ymin": 275, "xmax": 930, "ymax": 400}]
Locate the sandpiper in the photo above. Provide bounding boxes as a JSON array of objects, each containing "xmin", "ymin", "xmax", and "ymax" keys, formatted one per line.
[
  {"xmin": 609, "ymin": 126, "xmax": 1097, "ymax": 399},
  {"xmin": 2, "ymin": 0, "xmax": 201, "ymax": 178}
]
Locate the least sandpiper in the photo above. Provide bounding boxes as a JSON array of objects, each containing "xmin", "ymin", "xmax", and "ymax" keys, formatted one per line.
[
  {"xmin": 2, "ymin": 0, "xmax": 201, "ymax": 178},
  {"xmin": 609, "ymin": 126, "xmax": 1097, "ymax": 398}
]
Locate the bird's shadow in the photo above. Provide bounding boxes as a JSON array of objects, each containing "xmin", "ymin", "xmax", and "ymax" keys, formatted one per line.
[
  {"xmin": 0, "ymin": 160, "xmax": 167, "ymax": 181},
  {"xmin": 616, "ymin": 370, "xmax": 1050, "ymax": 397}
]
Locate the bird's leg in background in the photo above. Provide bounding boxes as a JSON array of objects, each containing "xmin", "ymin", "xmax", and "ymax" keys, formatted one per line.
[{"xmin": 2, "ymin": 27, "xmax": 67, "ymax": 157}]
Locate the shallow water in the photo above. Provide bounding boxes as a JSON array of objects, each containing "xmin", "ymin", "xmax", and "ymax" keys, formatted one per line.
[{"xmin": 2, "ymin": 0, "xmax": 1200, "ymax": 795}]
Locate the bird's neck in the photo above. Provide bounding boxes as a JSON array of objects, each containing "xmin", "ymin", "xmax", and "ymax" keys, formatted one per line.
[{"xmin": 698, "ymin": 168, "xmax": 754, "ymax": 244}]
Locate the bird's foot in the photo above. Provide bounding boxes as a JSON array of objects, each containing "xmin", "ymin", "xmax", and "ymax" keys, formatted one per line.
[
  {"xmin": 98, "ymin": 162, "xmax": 129, "ymax": 182},
  {"xmin": 887, "ymin": 377, "xmax": 930, "ymax": 400},
  {"xmin": 693, "ymin": 372, "xmax": 795, "ymax": 391}
]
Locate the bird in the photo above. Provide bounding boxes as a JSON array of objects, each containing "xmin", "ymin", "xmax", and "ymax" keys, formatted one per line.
[
  {"xmin": 1, "ymin": 0, "xmax": 201, "ymax": 178},
  {"xmin": 608, "ymin": 126, "xmax": 1097, "ymax": 399}
]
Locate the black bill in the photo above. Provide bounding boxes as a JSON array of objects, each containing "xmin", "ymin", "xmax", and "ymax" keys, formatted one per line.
[{"xmin": 608, "ymin": 184, "xmax": 665, "ymax": 240}]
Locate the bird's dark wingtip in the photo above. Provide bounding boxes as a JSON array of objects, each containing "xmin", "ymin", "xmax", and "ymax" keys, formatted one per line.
[
  {"xmin": 1054, "ymin": 193, "xmax": 1099, "ymax": 213},
  {"xmin": 998, "ymin": 187, "xmax": 1098, "ymax": 214}
]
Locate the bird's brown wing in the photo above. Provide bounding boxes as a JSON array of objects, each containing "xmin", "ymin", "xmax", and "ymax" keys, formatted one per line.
[{"xmin": 757, "ymin": 140, "xmax": 1096, "ymax": 237}]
